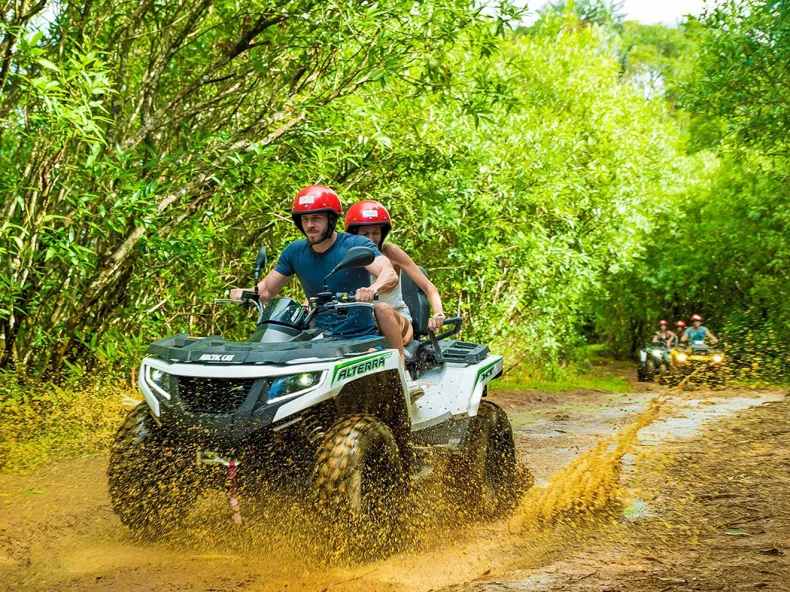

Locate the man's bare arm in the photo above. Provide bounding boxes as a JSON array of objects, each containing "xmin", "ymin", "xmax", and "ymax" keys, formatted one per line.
[
  {"xmin": 229, "ymin": 269, "xmax": 290, "ymax": 304},
  {"xmin": 354, "ymin": 255, "xmax": 397, "ymax": 302}
]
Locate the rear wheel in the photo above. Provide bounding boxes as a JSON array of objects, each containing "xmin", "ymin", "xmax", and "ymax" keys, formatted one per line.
[
  {"xmin": 457, "ymin": 401, "xmax": 529, "ymax": 519},
  {"xmin": 107, "ymin": 405, "xmax": 199, "ymax": 539},
  {"xmin": 311, "ymin": 414, "xmax": 406, "ymax": 562}
]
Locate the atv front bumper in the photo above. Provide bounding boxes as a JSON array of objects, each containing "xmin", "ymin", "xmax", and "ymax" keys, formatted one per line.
[{"xmin": 137, "ymin": 359, "xmax": 330, "ymax": 443}]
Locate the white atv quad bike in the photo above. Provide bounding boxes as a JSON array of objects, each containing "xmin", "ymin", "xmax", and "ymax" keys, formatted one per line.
[{"xmin": 108, "ymin": 246, "xmax": 528, "ymax": 558}]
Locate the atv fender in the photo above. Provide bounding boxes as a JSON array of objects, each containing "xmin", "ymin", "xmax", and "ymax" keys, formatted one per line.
[
  {"xmin": 137, "ymin": 364, "xmax": 161, "ymax": 419},
  {"xmin": 466, "ymin": 355, "xmax": 505, "ymax": 418}
]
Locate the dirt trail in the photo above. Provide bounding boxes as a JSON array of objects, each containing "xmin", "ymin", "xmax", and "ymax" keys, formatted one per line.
[{"xmin": 0, "ymin": 367, "xmax": 785, "ymax": 592}]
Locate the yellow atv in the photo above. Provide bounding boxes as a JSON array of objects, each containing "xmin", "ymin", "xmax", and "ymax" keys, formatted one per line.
[{"xmin": 669, "ymin": 341, "xmax": 726, "ymax": 387}]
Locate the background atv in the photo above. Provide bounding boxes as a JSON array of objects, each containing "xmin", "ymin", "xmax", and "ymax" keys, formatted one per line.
[
  {"xmin": 668, "ymin": 341, "xmax": 726, "ymax": 387},
  {"xmin": 637, "ymin": 343, "xmax": 671, "ymax": 382},
  {"xmin": 108, "ymin": 246, "xmax": 531, "ymax": 560}
]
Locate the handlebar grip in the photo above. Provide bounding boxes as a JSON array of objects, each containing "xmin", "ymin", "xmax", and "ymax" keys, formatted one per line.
[
  {"xmin": 335, "ymin": 292, "xmax": 379, "ymax": 303},
  {"xmin": 241, "ymin": 290, "xmax": 257, "ymax": 301}
]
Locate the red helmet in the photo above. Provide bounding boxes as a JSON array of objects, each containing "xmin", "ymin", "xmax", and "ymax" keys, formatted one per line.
[
  {"xmin": 676, "ymin": 320, "xmax": 687, "ymax": 328},
  {"xmin": 658, "ymin": 320, "xmax": 668, "ymax": 326},
  {"xmin": 344, "ymin": 200, "xmax": 392, "ymax": 245},
  {"xmin": 291, "ymin": 185, "xmax": 342, "ymax": 237},
  {"xmin": 691, "ymin": 314, "xmax": 702, "ymax": 322}
]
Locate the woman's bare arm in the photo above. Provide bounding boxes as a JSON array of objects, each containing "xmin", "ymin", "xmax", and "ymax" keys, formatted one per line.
[{"xmin": 386, "ymin": 244, "xmax": 445, "ymax": 331}]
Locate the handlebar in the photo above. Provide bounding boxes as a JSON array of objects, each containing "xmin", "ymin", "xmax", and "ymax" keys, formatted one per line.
[{"xmin": 434, "ymin": 316, "xmax": 462, "ymax": 341}]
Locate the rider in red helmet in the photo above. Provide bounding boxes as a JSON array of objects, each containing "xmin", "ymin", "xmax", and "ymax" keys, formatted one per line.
[
  {"xmin": 675, "ymin": 319, "xmax": 687, "ymax": 336},
  {"xmin": 230, "ymin": 185, "xmax": 398, "ymax": 340},
  {"xmin": 345, "ymin": 200, "xmax": 446, "ymax": 355},
  {"xmin": 652, "ymin": 319, "xmax": 676, "ymax": 347},
  {"xmin": 680, "ymin": 314, "xmax": 719, "ymax": 345}
]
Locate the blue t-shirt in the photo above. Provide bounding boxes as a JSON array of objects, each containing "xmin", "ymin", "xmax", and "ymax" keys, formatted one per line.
[
  {"xmin": 274, "ymin": 233, "xmax": 381, "ymax": 338},
  {"xmin": 684, "ymin": 326, "xmax": 709, "ymax": 343}
]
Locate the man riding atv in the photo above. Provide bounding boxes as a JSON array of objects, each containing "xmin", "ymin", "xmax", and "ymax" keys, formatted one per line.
[
  {"xmin": 670, "ymin": 314, "xmax": 725, "ymax": 385},
  {"xmin": 230, "ymin": 185, "xmax": 406, "ymax": 358},
  {"xmin": 680, "ymin": 314, "xmax": 719, "ymax": 346},
  {"xmin": 109, "ymin": 183, "xmax": 525, "ymax": 558}
]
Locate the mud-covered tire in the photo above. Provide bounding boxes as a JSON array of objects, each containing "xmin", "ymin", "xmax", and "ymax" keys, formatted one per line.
[
  {"xmin": 107, "ymin": 405, "xmax": 199, "ymax": 539},
  {"xmin": 456, "ymin": 401, "xmax": 527, "ymax": 520},
  {"xmin": 637, "ymin": 364, "xmax": 647, "ymax": 382},
  {"xmin": 644, "ymin": 359, "xmax": 656, "ymax": 382},
  {"xmin": 311, "ymin": 414, "xmax": 406, "ymax": 561}
]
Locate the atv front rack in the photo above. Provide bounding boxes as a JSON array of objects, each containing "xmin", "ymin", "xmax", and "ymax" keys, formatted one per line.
[{"xmin": 148, "ymin": 333, "xmax": 389, "ymax": 364}]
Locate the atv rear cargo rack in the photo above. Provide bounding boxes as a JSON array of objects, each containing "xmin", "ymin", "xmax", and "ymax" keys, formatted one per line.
[{"xmin": 439, "ymin": 340, "xmax": 490, "ymax": 364}]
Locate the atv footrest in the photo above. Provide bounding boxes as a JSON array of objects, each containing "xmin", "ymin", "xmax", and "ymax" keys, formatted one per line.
[{"xmin": 439, "ymin": 340, "xmax": 490, "ymax": 364}]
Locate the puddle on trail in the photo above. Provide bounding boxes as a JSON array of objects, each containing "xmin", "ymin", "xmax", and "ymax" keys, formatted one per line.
[
  {"xmin": 491, "ymin": 389, "xmax": 785, "ymax": 592},
  {"xmin": 1, "ymin": 388, "xmax": 784, "ymax": 592},
  {"xmin": 508, "ymin": 390, "xmax": 783, "ymax": 535},
  {"xmin": 637, "ymin": 393, "xmax": 784, "ymax": 444}
]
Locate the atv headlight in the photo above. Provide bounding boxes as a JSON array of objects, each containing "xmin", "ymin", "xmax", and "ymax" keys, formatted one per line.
[
  {"xmin": 146, "ymin": 366, "xmax": 173, "ymax": 400},
  {"xmin": 267, "ymin": 371, "xmax": 324, "ymax": 402},
  {"xmin": 676, "ymin": 352, "xmax": 688, "ymax": 362},
  {"xmin": 651, "ymin": 349, "xmax": 664, "ymax": 357},
  {"xmin": 712, "ymin": 354, "xmax": 723, "ymax": 363}
]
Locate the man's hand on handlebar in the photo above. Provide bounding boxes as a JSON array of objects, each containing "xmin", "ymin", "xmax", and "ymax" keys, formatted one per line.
[
  {"xmin": 229, "ymin": 288, "xmax": 260, "ymax": 302},
  {"xmin": 354, "ymin": 286, "xmax": 377, "ymax": 303},
  {"xmin": 229, "ymin": 288, "xmax": 247, "ymax": 301}
]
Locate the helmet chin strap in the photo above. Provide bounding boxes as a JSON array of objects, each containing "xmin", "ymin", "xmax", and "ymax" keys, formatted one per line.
[{"xmin": 322, "ymin": 214, "xmax": 338, "ymax": 243}]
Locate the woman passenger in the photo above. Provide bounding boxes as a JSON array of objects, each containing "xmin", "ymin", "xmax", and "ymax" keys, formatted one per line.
[{"xmin": 345, "ymin": 200, "xmax": 446, "ymax": 364}]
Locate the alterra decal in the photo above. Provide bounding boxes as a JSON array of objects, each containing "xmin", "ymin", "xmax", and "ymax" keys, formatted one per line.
[
  {"xmin": 333, "ymin": 353, "xmax": 390, "ymax": 384},
  {"xmin": 199, "ymin": 354, "xmax": 235, "ymax": 362}
]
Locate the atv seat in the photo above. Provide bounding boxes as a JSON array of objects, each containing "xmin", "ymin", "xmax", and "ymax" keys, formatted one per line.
[
  {"xmin": 401, "ymin": 267, "xmax": 444, "ymax": 376},
  {"xmin": 401, "ymin": 266, "xmax": 432, "ymax": 338}
]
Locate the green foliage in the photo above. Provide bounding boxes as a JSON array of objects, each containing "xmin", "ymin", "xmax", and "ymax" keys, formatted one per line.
[
  {"xmin": 0, "ymin": 0, "xmax": 506, "ymax": 370},
  {"xmin": 684, "ymin": 0, "xmax": 790, "ymax": 156},
  {"xmin": 597, "ymin": 0, "xmax": 790, "ymax": 382},
  {"xmin": 1, "ymin": 3, "xmax": 688, "ymax": 378}
]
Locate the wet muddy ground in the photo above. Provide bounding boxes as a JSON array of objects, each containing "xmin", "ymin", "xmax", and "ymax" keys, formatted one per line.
[{"xmin": 1, "ymin": 364, "xmax": 787, "ymax": 592}]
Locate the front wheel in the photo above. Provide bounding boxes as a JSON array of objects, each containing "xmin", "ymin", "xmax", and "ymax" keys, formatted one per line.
[
  {"xmin": 311, "ymin": 414, "xmax": 406, "ymax": 562},
  {"xmin": 645, "ymin": 359, "xmax": 656, "ymax": 382},
  {"xmin": 107, "ymin": 405, "xmax": 199, "ymax": 539}
]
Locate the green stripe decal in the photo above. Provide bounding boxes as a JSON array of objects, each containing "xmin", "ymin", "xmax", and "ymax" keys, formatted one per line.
[
  {"xmin": 331, "ymin": 351, "xmax": 393, "ymax": 385},
  {"xmin": 473, "ymin": 358, "xmax": 501, "ymax": 390}
]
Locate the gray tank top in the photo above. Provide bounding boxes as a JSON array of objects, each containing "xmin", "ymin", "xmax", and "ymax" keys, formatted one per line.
[{"xmin": 371, "ymin": 271, "xmax": 412, "ymax": 322}]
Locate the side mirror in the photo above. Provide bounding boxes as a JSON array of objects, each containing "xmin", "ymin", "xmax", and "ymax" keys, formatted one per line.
[
  {"xmin": 323, "ymin": 246, "xmax": 375, "ymax": 286},
  {"xmin": 253, "ymin": 247, "xmax": 267, "ymax": 282}
]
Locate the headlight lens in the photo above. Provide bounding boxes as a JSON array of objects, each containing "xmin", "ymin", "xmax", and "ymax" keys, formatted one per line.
[
  {"xmin": 651, "ymin": 349, "xmax": 664, "ymax": 357},
  {"xmin": 712, "ymin": 354, "xmax": 723, "ymax": 363},
  {"xmin": 151, "ymin": 368, "xmax": 165, "ymax": 385},
  {"xmin": 676, "ymin": 353, "xmax": 687, "ymax": 362},
  {"xmin": 267, "ymin": 371, "xmax": 324, "ymax": 402},
  {"xmin": 146, "ymin": 367, "xmax": 173, "ymax": 399}
]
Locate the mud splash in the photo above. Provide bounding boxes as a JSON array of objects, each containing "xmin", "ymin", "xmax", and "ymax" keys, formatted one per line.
[{"xmin": 508, "ymin": 393, "xmax": 670, "ymax": 533}]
